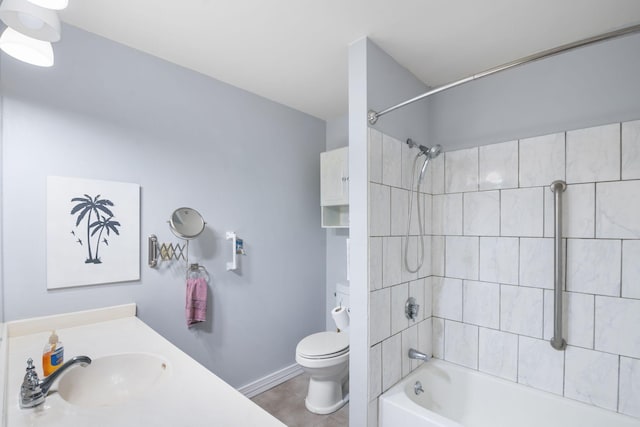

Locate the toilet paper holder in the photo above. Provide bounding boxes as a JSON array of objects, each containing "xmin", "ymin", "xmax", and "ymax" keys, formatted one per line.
[{"xmin": 405, "ymin": 297, "xmax": 420, "ymax": 321}]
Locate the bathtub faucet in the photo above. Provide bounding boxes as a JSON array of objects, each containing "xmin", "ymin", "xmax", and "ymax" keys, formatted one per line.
[{"xmin": 408, "ymin": 348, "xmax": 431, "ymax": 362}]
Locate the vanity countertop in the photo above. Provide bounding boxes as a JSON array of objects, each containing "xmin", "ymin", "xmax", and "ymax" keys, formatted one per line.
[{"xmin": 2, "ymin": 305, "xmax": 285, "ymax": 427}]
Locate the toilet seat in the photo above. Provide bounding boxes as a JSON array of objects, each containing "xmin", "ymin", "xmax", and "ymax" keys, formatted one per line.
[{"xmin": 296, "ymin": 332, "xmax": 349, "ymax": 359}]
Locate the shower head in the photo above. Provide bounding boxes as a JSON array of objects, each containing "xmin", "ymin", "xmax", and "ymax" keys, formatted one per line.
[{"xmin": 425, "ymin": 144, "xmax": 442, "ymax": 159}]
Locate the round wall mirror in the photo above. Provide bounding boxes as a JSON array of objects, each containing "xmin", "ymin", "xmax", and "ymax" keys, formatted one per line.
[{"xmin": 169, "ymin": 207, "xmax": 206, "ymax": 239}]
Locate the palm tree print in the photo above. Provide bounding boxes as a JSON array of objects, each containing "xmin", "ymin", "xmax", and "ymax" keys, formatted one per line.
[
  {"xmin": 70, "ymin": 194, "xmax": 117, "ymax": 263},
  {"xmin": 90, "ymin": 215, "xmax": 121, "ymax": 263}
]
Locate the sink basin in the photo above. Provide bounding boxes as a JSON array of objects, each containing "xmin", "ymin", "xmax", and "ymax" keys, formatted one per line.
[{"xmin": 57, "ymin": 353, "xmax": 171, "ymax": 407}]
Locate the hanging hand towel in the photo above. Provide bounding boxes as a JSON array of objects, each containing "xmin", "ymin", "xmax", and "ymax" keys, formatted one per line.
[{"xmin": 186, "ymin": 277, "xmax": 207, "ymax": 327}]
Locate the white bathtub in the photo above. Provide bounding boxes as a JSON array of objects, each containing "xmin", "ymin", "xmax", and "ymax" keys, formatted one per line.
[{"xmin": 379, "ymin": 359, "xmax": 639, "ymax": 427}]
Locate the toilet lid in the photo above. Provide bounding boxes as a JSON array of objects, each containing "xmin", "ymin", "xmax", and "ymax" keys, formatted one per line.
[{"xmin": 297, "ymin": 331, "xmax": 349, "ymax": 359}]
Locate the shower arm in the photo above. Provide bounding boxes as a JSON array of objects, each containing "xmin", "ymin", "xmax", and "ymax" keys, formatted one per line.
[{"xmin": 368, "ymin": 24, "xmax": 640, "ymax": 125}]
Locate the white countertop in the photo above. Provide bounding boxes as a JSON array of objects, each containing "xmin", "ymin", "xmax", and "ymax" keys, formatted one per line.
[{"xmin": 3, "ymin": 305, "xmax": 285, "ymax": 427}]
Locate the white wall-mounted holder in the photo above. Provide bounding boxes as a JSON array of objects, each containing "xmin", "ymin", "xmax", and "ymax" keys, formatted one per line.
[{"xmin": 226, "ymin": 231, "xmax": 245, "ymax": 271}]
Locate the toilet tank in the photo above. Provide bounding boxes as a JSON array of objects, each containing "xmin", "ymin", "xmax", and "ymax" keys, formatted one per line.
[{"xmin": 335, "ymin": 282, "xmax": 350, "ymax": 310}]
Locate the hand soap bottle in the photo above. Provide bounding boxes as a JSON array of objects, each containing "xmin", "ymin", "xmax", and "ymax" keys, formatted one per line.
[{"xmin": 42, "ymin": 330, "xmax": 64, "ymax": 376}]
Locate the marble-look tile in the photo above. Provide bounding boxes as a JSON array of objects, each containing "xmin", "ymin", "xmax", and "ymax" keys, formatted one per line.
[
  {"xmin": 368, "ymin": 399, "xmax": 378, "ymax": 427},
  {"xmin": 369, "ymin": 288, "xmax": 390, "ymax": 345},
  {"xmin": 390, "ymin": 187, "xmax": 408, "ymax": 236},
  {"xmin": 418, "ymin": 317, "xmax": 433, "ymax": 361},
  {"xmin": 501, "ymin": 187, "xmax": 544, "ymax": 237},
  {"xmin": 432, "ymin": 317, "xmax": 445, "ymax": 359},
  {"xmin": 518, "ymin": 336, "xmax": 564, "ymax": 395},
  {"xmin": 402, "ymin": 140, "xmax": 427, "ymax": 191},
  {"xmin": 564, "ymin": 346, "xmax": 619, "ymax": 411},
  {"xmin": 369, "ymin": 237, "xmax": 383, "ymax": 291},
  {"xmin": 566, "ymin": 123, "xmax": 620, "ymax": 184},
  {"xmin": 432, "ymin": 277, "xmax": 462, "ymax": 321},
  {"xmin": 402, "ymin": 324, "xmax": 419, "ymax": 375},
  {"xmin": 543, "ymin": 291, "xmax": 595, "ymax": 349},
  {"xmin": 622, "ymin": 240, "xmax": 640, "ymax": 299},
  {"xmin": 369, "ymin": 183, "xmax": 390, "ymax": 236},
  {"xmin": 401, "ymin": 236, "xmax": 419, "ymax": 283},
  {"xmin": 423, "ymin": 277, "xmax": 433, "ymax": 318},
  {"xmin": 431, "ymin": 236, "xmax": 445, "ymax": 276},
  {"xmin": 478, "ymin": 328, "xmax": 518, "ymax": 381},
  {"xmin": 409, "ymin": 278, "xmax": 426, "ymax": 322},
  {"xmin": 445, "ymin": 236, "xmax": 479, "ymax": 280},
  {"xmin": 595, "ymin": 296, "xmax": 640, "ymax": 359},
  {"xmin": 381, "ymin": 333, "xmax": 402, "ymax": 392},
  {"xmin": 519, "ymin": 238, "xmax": 554, "ymax": 289},
  {"xmin": 432, "ymin": 193, "xmax": 463, "ymax": 236},
  {"xmin": 382, "ymin": 133, "xmax": 402, "ymax": 187},
  {"xmin": 519, "ymin": 132, "xmax": 565, "ymax": 187},
  {"xmin": 463, "ymin": 280, "xmax": 500, "ymax": 329},
  {"xmin": 369, "ymin": 343, "xmax": 382, "ymax": 401},
  {"xmin": 500, "ymin": 284, "xmax": 543, "ymax": 338},
  {"xmin": 619, "ymin": 356, "xmax": 640, "ymax": 418},
  {"xmin": 423, "ymin": 194, "xmax": 433, "ymax": 235},
  {"xmin": 566, "ymin": 239, "xmax": 621, "ymax": 296},
  {"xmin": 463, "ymin": 191, "xmax": 500, "ymax": 236},
  {"xmin": 369, "ymin": 128, "xmax": 383, "ymax": 183},
  {"xmin": 596, "ymin": 181, "xmax": 640, "ymax": 239},
  {"xmin": 391, "ymin": 283, "xmax": 409, "ymax": 335},
  {"xmin": 622, "ymin": 119, "xmax": 640, "ymax": 180},
  {"xmin": 417, "ymin": 234, "xmax": 432, "ymax": 279},
  {"xmin": 445, "ymin": 148, "xmax": 478, "ymax": 193},
  {"xmin": 479, "ymin": 140, "xmax": 518, "ymax": 190},
  {"xmin": 479, "ymin": 237, "xmax": 519, "ymax": 285},
  {"xmin": 382, "ymin": 236, "xmax": 401, "ymax": 288},
  {"xmin": 543, "ymin": 183, "xmax": 595, "ymax": 239},
  {"xmin": 444, "ymin": 320, "xmax": 478, "ymax": 369},
  {"xmin": 431, "ymin": 154, "xmax": 445, "ymax": 195}
]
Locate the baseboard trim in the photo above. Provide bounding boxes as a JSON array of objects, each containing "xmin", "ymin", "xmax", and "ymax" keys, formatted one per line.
[{"xmin": 238, "ymin": 363, "xmax": 304, "ymax": 398}]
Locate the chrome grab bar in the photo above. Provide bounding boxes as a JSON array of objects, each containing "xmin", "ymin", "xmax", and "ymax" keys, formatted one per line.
[{"xmin": 550, "ymin": 180, "xmax": 567, "ymax": 351}]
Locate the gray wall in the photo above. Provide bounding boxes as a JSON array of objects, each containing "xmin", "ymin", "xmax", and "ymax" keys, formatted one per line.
[
  {"xmin": 0, "ymin": 24, "xmax": 326, "ymax": 389},
  {"xmin": 325, "ymin": 114, "xmax": 349, "ymax": 330},
  {"xmin": 427, "ymin": 33, "xmax": 640, "ymax": 150}
]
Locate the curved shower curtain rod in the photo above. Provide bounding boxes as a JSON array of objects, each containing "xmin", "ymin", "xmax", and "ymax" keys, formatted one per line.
[{"xmin": 367, "ymin": 23, "xmax": 640, "ymax": 125}]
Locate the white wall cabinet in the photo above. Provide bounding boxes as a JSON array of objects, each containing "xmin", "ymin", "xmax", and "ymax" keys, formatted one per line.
[{"xmin": 320, "ymin": 147, "xmax": 349, "ymax": 228}]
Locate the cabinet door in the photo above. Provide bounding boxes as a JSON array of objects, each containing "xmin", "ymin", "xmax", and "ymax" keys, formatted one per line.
[{"xmin": 321, "ymin": 147, "xmax": 348, "ymax": 206}]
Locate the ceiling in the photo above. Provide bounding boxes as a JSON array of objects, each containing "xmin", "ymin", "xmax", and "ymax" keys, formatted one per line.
[{"xmin": 59, "ymin": 1, "xmax": 640, "ymax": 121}]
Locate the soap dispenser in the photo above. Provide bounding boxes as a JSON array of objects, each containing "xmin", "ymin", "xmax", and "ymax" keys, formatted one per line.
[{"xmin": 42, "ymin": 330, "xmax": 64, "ymax": 376}]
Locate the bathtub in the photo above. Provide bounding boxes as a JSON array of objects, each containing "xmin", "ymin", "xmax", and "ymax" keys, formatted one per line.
[{"xmin": 379, "ymin": 359, "xmax": 639, "ymax": 427}]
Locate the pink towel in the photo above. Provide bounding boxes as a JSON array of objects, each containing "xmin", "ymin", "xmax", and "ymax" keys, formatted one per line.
[{"xmin": 186, "ymin": 277, "xmax": 207, "ymax": 327}]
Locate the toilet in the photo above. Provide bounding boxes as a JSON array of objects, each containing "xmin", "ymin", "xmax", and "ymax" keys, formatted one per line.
[{"xmin": 295, "ymin": 283, "xmax": 349, "ymax": 414}]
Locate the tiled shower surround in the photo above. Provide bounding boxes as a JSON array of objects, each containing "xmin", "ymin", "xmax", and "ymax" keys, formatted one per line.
[{"xmin": 367, "ymin": 119, "xmax": 640, "ymax": 423}]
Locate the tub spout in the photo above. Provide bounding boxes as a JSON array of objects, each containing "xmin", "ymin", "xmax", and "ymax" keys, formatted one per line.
[
  {"xmin": 20, "ymin": 356, "xmax": 92, "ymax": 408},
  {"xmin": 408, "ymin": 348, "xmax": 431, "ymax": 362}
]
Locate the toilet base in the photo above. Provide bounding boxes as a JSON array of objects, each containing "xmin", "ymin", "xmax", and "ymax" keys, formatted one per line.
[{"xmin": 304, "ymin": 376, "xmax": 349, "ymax": 415}]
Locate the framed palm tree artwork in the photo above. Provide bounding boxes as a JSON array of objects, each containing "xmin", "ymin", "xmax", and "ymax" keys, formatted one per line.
[{"xmin": 46, "ymin": 176, "xmax": 140, "ymax": 289}]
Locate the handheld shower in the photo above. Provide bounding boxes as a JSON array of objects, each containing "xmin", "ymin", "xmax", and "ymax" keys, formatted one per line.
[{"xmin": 404, "ymin": 139, "xmax": 442, "ymax": 273}]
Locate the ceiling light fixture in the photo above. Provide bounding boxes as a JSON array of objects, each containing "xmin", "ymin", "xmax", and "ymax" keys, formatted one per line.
[
  {"xmin": 0, "ymin": 27, "xmax": 54, "ymax": 67},
  {"xmin": 0, "ymin": 0, "xmax": 61, "ymax": 41},
  {"xmin": 26, "ymin": 0, "xmax": 68, "ymax": 11}
]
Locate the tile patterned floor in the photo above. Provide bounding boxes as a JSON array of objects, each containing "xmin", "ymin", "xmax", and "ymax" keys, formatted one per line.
[{"xmin": 251, "ymin": 373, "xmax": 349, "ymax": 427}]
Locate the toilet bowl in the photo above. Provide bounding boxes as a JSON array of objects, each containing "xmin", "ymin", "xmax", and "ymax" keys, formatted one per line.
[{"xmin": 295, "ymin": 331, "xmax": 349, "ymax": 414}]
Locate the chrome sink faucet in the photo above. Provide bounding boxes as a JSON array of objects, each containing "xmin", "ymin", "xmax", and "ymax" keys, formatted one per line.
[
  {"xmin": 20, "ymin": 356, "xmax": 92, "ymax": 409},
  {"xmin": 408, "ymin": 348, "xmax": 431, "ymax": 362}
]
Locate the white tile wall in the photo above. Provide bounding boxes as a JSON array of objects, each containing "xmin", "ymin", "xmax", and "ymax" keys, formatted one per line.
[
  {"xmin": 479, "ymin": 140, "xmax": 518, "ymax": 190},
  {"xmin": 519, "ymin": 132, "xmax": 565, "ymax": 187},
  {"xmin": 566, "ymin": 124, "xmax": 620, "ymax": 184},
  {"xmin": 564, "ymin": 346, "xmax": 619, "ymax": 411},
  {"xmin": 622, "ymin": 120, "xmax": 640, "ymax": 180},
  {"xmin": 368, "ymin": 121, "xmax": 640, "ymax": 421},
  {"xmin": 463, "ymin": 191, "xmax": 500, "ymax": 236},
  {"xmin": 445, "ymin": 148, "xmax": 478, "ymax": 193},
  {"xmin": 501, "ymin": 187, "xmax": 544, "ymax": 237}
]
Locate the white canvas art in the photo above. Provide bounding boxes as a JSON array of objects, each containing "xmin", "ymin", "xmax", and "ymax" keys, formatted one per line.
[{"xmin": 47, "ymin": 176, "xmax": 140, "ymax": 289}]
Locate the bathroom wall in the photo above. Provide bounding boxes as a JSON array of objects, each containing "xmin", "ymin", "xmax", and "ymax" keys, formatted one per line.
[
  {"xmin": 431, "ymin": 120, "xmax": 640, "ymax": 418},
  {"xmin": 0, "ymin": 24, "xmax": 326, "ymax": 389},
  {"xmin": 325, "ymin": 114, "xmax": 349, "ymax": 331}
]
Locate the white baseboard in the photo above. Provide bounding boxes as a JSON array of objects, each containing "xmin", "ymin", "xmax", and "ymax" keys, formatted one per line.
[{"xmin": 238, "ymin": 363, "xmax": 304, "ymax": 398}]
